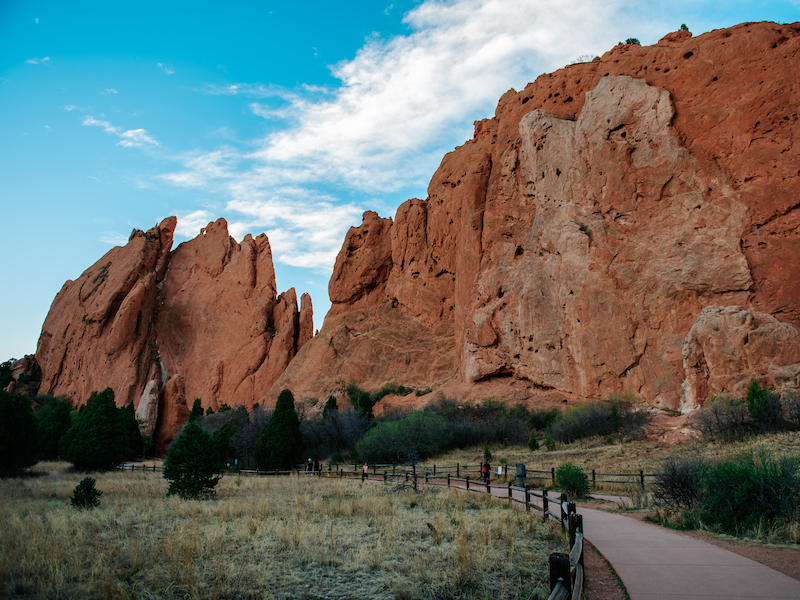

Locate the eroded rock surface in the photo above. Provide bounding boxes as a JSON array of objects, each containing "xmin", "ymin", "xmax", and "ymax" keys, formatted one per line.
[
  {"xmin": 276, "ymin": 22, "xmax": 800, "ymax": 411},
  {"xmin": 37, "ymin": 218, "xmax": 312, "ymax": 450}
]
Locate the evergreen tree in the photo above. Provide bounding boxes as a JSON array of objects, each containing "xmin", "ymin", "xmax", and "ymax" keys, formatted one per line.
[
  {"xmin": 0, "ymin": 390, "xmax": 39, "ymax": 473},
  {"xmin": 122, "ymin": 401, "xmax": 144, "ymax": 457},
  {"xmin": 36, "ymin": 398, "xmax": 73, "ymax": 459},
  {"xmin": 322, "ymin": 395, "xmax": 338, "ymax": 419},
  {"xmin": 163, "ymin": 420, "xmax": 220, "ymax": 499},
  {"xmin": 254, "ymin": 389, "xmax": 304, "ymax": 470},
  {"xmin": 63, "ymin": 388, "xmax": 141, "ymax": 470},
  {"xmin": 188, "ymin": 398, "xmax": 204, "ymax": 423}
]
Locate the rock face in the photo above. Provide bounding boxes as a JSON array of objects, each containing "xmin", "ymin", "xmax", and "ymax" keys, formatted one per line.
[
  {"xmin": 273, "ymin": 22, "xmax": 800, "ymax": 411},
  {"xmin": 36, "ymin": 217, "xmax": 312, "ymax": 451},
  {"xmin": 682, "ymin": 306, "xmax": 800, "ymax": 411}
]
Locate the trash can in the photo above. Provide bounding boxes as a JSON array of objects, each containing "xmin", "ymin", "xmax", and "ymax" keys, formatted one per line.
[{"xmin": 515, "ymin": 463, "xmax": 527, "ymax": 487}]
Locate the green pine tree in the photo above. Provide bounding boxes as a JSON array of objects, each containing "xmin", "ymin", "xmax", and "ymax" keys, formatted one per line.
[
  {"xmin": 0, "ymin": 390, "xmax": 39, "ymax": 473},
  {"xmin": 122, "ymin": 401, "xmax": 144, "ymax": 458},
  {"xmin": 188, "ymin": 398, "xmax": 204, "ymax": 422},
  {"xmin": 163, "ymin": 420, "xmax": 220, "ymax": 499},
  {"xmin": 36, "ymin": 398, "xmax": 73, "ymax": 459},
  {"xmin": 253, "ymin": 389, "xmax": 304, "ymax": 470}
]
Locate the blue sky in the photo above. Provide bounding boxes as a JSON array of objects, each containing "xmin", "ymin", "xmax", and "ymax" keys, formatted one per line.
[{"xmin": 1, "ymin": 0, "xmax": 798, "ymax": 361}]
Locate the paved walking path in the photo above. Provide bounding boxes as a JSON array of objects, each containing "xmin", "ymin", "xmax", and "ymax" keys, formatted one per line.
[
  {"xmin": 578, "ymin": 507, "xmax": 800, "ymax": 600},
  {"xmin": 429, "ymin": 477, "xmax": 800, "ymax": 599}
]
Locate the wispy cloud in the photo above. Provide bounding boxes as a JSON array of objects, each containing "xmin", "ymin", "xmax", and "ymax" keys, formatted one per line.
[
  {"xmin": 101, "ymin": 88, "xmax": 118, "ymax": 95},
  {"xmin": 99, "ymin": 232, "xmax": 128, "ymax": 245},
  {"xmin": 157, "ymin": 0, "xmax": 645, "ymax": 271},
  {"xmin": 26, "ymin": 56, "xmax": 49, "ymax": 65},
  {"xmin": 82, "ymin": 116, "xmax": 160, "ymax": 148},
  {"xmin": 43, "ymin": 125, "xmax": 51, "ymax": 131},
  {"xmin": 34, "ymin": 18, "xmax": 39, "ymax": 24},
  {"xmin": 64, "ymin": 104, "xmax": 78, "ymax": 111},
  {"xmin": 156, "ymin": 62, "xmax": 175, "ymax": 74}
]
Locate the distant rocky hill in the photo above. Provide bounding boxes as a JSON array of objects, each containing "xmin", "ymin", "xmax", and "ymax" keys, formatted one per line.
[{"xmin": 35, "ymin": 22, "xmax": 800, "ymax": 452}]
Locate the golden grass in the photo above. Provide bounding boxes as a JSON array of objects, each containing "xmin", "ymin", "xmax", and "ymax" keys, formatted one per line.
[{"xmin": 1, "ymin": 462, "xmax": 566, "ymax": 599}]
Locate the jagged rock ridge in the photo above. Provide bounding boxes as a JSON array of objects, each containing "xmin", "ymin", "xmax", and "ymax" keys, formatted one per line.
[
  {"xmin": 37, "ymin": 217, "xmax": 312, "ymax": 451},
  {"xmin": 272, "ymin": 22, "xmax": 800, "ymax": 411}
]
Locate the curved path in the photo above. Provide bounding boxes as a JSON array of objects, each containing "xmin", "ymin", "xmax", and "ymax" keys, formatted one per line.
[{"xmin": 416, "ymin": 476, "xmax": 800, "ymax": 599}]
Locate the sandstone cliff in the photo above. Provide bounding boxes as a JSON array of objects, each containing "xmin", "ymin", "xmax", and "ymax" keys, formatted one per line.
[
  {"xmin": 36, "ymin": 218, "xmax": 312, "ymax": 451},
  {"xmin": 272, "ymin": 22, "xmax": 800, "ymax": 411}
]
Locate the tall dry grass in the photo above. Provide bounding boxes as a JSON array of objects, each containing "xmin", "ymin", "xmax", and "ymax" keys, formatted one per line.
[{"xmin": 1, "ymin": 462, "xmax": 565, "ymax": 599}]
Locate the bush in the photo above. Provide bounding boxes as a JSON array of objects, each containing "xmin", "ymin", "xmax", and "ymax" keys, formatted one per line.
[
  {"xmin": 652, "ymin": 456, "xmax": 706, "ymax": 509},
  {"xmin": 550, "ymin": 392, "xmax": 648, "ymax": 444},
  {"xmin": 356, "ymin": 411, "xmax": 449, "ymax": 464},
  {"xmin": 0, "ymin": 390, "xmax": 39, "ymax": 473},
  {"xmin": 36, "ymin": 397, "xmax": 73, "ymax": 459},
  {"xmin": 690, "ymin": 395, "xmax": 750, "ymax": 441},
  {"xmin": 556, "ymin": 463, "xmax": 591, "ymax": 499},
  {"xmin": 70, "ymin": 477, "xmax": 102, "ymax": 509},
  {"xmin": 625, "ymin": 38, "xmax": 641, "ymax": 45},
  {"xmin": 529, "ymin": 408, "xmax": 561, "ymax": 431},
  {"xmin": 188, "ymin": 398, "xmax": 204, "ymax": 423},
  {"xmin": 254, "ymin": 389, "xmax": 304, "ymax": 470},
  {"xmin": 745, "ymin": 379, "xmax": 781, "ymax": 433},
  {"xmin": 699, "ymin": 449, "xmax": 800, "ymax": 533},
  {"xmin": 63, "ymin": 388, "xmax": 142, "ymax": 470},
  {"xmin": 527, "ymin": 432, "xmax": 539, "ymax": 451},
  {"xmin": 163, "ymin": 420, "xmax": 220, "ymax": 499},
  {"xmin": 783, "ymin": 389, "xmax": 800, "ymax": 431}
]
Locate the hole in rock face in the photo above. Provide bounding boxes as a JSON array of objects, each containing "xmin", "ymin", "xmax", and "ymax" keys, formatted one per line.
[
  {"xmin": 514, "ymin": 246, "xmax": 524, "ymax": 257},
  {"xmin": 684, "ymin": 51, "xmax": 693, "ymax": 58},
  {"xmin": 712, "ymin": 76, "xmax": 718, "ymax": 81}
]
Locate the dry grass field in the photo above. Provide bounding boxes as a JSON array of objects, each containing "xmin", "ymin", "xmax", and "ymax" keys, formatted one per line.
[{"xmin": 0, "ymin": 462, "xmax": 567, "ymax": 600}]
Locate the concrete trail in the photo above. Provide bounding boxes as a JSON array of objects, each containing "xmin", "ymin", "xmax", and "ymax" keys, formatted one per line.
[{"xmin": 427, "ymin": 478, "xmax": 800, "ymax": 599}]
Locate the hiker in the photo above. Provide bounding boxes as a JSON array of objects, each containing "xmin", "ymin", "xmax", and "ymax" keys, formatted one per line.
[
  {"xmin": 306, "ymin": 458, "xmax": 313, "ymax": 473},
  {"xmin": 362, "ymin": 463, "xmax": 368, "ymax": 480},
  {"xmin": 483, "ymin": 460, "xmax": 490, "ymax": 485}
]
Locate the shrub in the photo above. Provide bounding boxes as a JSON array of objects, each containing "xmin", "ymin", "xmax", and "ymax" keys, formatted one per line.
[
  {"xmin": 556, "ymin": 463, "xmax": 591, "ymax": 499},
  {"xmin": 625, "ymin": 38, "xmax": 641, "ymax": 45},
  {"xmin": 652, "ymin": 456, "xmax": 706, "ymax": 509},
  {"xmin": 483, "ymin": 442, "xmax": 492, "ymax": 462},
  {"xmin": 254, "ymin": 389, "xmax": 304, "ymax": 470},
  {"xmin": 36, "ymin": 398, "xmax": 73, "ymax": 459},
  {"xmin": 356, "ymin": 411, "xmax": 449, "ymax": 464},
  {"xmin": 529, "ymin": 407, "xmax": 561, "ymax": 431},
  {"xmin": 690, "ymin": 395, "xmax": 750, "ymax": 441},
  {"xmin": 550, "ymin": 402, "xmax": 610, "ymax": 443},
  {"xmin": 745, "ymin": 379, "xmax": 781, "ymax": 433},
  {"xmin": 0, "ymin": 390, "xmax": 39, "ymax": 473},
  {"xmin": 70, "ymin": 477, "xmax": 102, "ymax": 509},
  {"xmin": 527, "ymin": 432, "xmax": 540, "ymax": 451},
  {"xmin": 699, "ymin": 449, "xmax": 800, "ymax": 533},
  {"xmin": 163, "ymin": 420, "xmax": 220, "ymax": 499},
  {"xmin": 783, "ymin": 389, "xmax": 800, "ymax": 431},
  {"xmin": 415, "ymin": 388, "xmax": 433, "ymax": 397},
  {"xmin": 544, "ymin": 431, "xmax": 556, "ymax": 451}
]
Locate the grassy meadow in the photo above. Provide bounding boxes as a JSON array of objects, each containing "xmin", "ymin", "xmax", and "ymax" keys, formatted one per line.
[{"xmin": 0, "ymin": 462, "xmax": 566, "ymax": 600}]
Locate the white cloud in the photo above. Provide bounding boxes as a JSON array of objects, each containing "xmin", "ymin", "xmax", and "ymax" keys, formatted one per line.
[
  {"xmin": 26, "ymin": 56, "xmax": 49, "ymax": 65},
  {"xmin": 156, "ymin": 62, "xmax": 175, "ymax": 74},
  {"xmin": 35, "ymin": 18, "xmax": 39, "ymax": 24},
  {"xmin": 101, "ymin": 88, "xmax": 118, "ymax": 95},
  {"xmin": 175, "ymin": 210, "xmax": 215, "ymax": 238},
  {"xmin": 64, "ymin": 105, "xmax": 78, "ymax": 111},
  {"xmin": 99, "ymin": 232, "xmax": 128, "ymax": 245},
  {"xmin": 82, "ymin": 116, "xmax": 160, "ymax": 148},
  {"xmin": 158, "ymin": 0, "xmax": 675, "ymax": 273},
  {"xmin": 43, "ymin": 125, "xmax": 51, "ymax": 131}
]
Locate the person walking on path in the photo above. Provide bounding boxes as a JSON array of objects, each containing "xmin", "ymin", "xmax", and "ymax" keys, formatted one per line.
[
  {"xmin": 362, "ymin": 463, "xmax": 369, "ymax": 481},
  {"xmin": 483, "ymin": 460, "xmax": 490, "ymax": 485}
]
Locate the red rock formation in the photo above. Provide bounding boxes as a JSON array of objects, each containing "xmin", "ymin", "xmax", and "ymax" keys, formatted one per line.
[
  {"xmin": 274, "ymin": 22, "xmax": 800, "ymax": 411},
  {"xmin": 36, "ymin": 217, "xmax": 312, "ymax": 450}
]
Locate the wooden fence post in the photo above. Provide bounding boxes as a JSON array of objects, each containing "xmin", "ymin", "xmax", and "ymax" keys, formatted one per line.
[
  {"xmin": 549, "ymin": 552, "xmax": 571, "ymax": 596},
  {"xmin": 447, "ymin": 474, "xmax": 450, "ymax": 487},
  {"xmin": 592, "ymin": 469, "xmax": 596, "ymax": 489},
  {"xmin": 551, "ymin": 467, "xmax": 555, "ymax": 486},
  {"xmin": 466, "ymin": 476, "xmax": 470, "ymax": 491},
  {"xmin": 507, "ymin": 481, "xmax": 512, "ymax": 505},
  {"xmin": 425, "ymin": 473, "xmax": 429, "ymax": 485},
  {"xmin": 457, "ymin": 463, "xmax": 460, "ymax": 478},
  {"xmin": 560, "ymin": 493, "xmax": 568, "ymax": 528},
  {"xmin": 639, "ymin": 470, "xmax": 645, "ymax": 490},
  {"xmin": 383, "ymin": 472, "xmax": 387, "ymax": 484},
  {"xmin": 525, "ymin": 485, "xmax": 530, "ymax": 512},
  {"xmin": 413, "ymin": 473, "xmax": 417, "ymax": 491},
  {"xmin": 433, "ymin": 464, "xmax": 436, "ymax": 475},
  {"xmin": 542, "ymin": 489, "xmax": 549, "ymax": 522}
]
